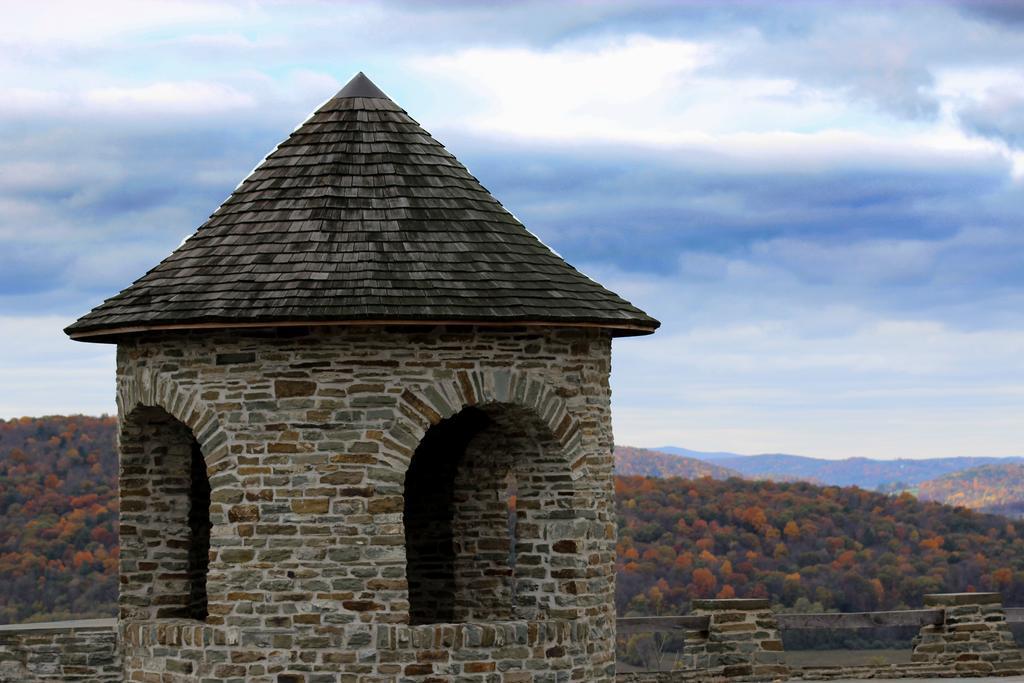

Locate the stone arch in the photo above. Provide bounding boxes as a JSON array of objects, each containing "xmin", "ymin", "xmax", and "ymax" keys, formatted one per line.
[
  {"xmin": 386, "ymin": 369, "xmax": 586, "ymax": 479},
  {"xmin": 116, "ymin": 369, "xmax": 227, "ymax": 623},
  {"xmin": 394, "ymin": 370, "xmax": 593, "ymax": 626},
  {"xmin": 116, "ymin": 367, "xmax": 230, "ymax": 468}
]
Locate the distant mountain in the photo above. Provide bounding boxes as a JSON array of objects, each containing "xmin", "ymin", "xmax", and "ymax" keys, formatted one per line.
[
  {"xmin": 652, "ymin": 446, "xmax": 744, "ymax": 462},
  {"xmin": 918, "ymin": 463, "xmax": 1024, "ymax": 516},
  {"xmin": 654, "ymin": 446, "xmax": 1024, "ymax": 490},
  {"xmin": 614, "ymin": 446, "xmax": 740, "ymax": 480}
]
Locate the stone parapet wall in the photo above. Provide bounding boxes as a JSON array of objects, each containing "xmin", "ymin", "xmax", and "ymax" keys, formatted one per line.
[
  {"xmin": 683, "ymin": 598, "xmax": 788, "ymax": 681},
  {"xmin": 378, "ymin": 619, "xmax": 591, "ymax": 678},
  {"xmin": 911, "ymin": 592, "xmax": 1023, "ymax": 676},
  {"xmin": 0, "ymin": 620, "xmax": 119, "ymax": 682},
  {"xmin": 121, "ymin": 617, "xmax": 596, "ymax": 680},
  {"xmin": 789, "ymin": 662, "xmax": 1012, "ymax": 680},
  {"xmin": 617, "ymin": 593, "xmax": 1023, "ymax": 682}
]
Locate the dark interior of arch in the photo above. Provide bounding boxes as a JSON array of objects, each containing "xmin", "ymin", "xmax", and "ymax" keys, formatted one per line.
[
  {"xmin": 187, "ymin": 440, "xmax": 211, "ymax": 621},
  {"xmin": 404, "ymin": 407, "xmax": 490, "ymax": 624},
  {"xmin": 404, "ymin": 403, "xmax": 561, "ymax": 625},
  {"xmin": 119, "ymin": 406, "xmax": 211, "ymax": 621}
]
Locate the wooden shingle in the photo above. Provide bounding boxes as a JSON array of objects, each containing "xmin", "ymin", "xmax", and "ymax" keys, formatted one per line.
[{"xmin": 66, "ymin": 73, "xmax": 659, "ymax": 341}]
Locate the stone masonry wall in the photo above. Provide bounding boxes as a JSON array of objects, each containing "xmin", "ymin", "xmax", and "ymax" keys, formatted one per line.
[
  {"xmin": 114, "ymin": 325, "xmax": 617, "ymax": 682},
  {"xmin": 682, "ymin": 598, "xmax": 787, "ymax": 681},
  {"xmin": 449, "ymin": 408, "xmax": 519, "ymax": 623},
  {"xmin": 911, "ymin": 592, "xmax": 1023, "ymax": 675},
  {"xmin": 619, "ymin": 592, "xmax": 1024, "ymax": 682},
  {"xmin": 0, "ymin": 620, "xmax": 119, "ymax": 682}
]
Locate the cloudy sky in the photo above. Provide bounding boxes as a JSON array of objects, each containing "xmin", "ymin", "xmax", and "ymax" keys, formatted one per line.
[{"xmin": 2, "ymin": 0, "xmax": 1023, "ymax": 459}]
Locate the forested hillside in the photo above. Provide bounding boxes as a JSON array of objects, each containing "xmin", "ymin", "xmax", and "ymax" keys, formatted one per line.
[
  {"xmin": 4, "ymin": 416, "xmax": 1024, "ymax": 627},
  {"xmin": 614, "ymin": 446, "xmax": 739, "ymax": 480},
  {"xmin": 616, "ymin": 476, "xmax": 1024, "ymax": 616},
  {"xmin": 0, "ymin": 416, "xmax": 118, "ymax": 624},
  {"xmin": 918, "ymin": 463, "xmax": 1024, "ymax": 517}
]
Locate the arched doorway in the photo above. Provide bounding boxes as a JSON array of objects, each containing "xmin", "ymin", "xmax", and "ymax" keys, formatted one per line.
[
  {"xmin": 119, "ymin": 405, "xmax": 211, "ymax": 621},
  {"xmin": 403, "ymin": 402, "xmax": 575, "ymax": 625}
]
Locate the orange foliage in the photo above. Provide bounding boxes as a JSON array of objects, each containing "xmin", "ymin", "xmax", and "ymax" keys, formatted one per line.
[
  {"xmin": 0, "ymin": 416, "xmax": 118, "ymax": 623},
  {"xmin": 615, "ymin": 475, "xmax": 1024, "ymax": 618},
  {"xmin": 692, "ymin": 568, "xmax": 717, "ymax": 596},
  {"xmin": 993, "ymin": 568, "xmax": 1013, "ymax": 588}
]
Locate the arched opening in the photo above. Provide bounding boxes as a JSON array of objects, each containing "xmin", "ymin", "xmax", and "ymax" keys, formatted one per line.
[
  {"xmin": 119, "ymin": 405, "xmax": 211, "ymax": 621},
  {"xmin": 403, "ymin": 402, "xmax": 578, "ymax": 625}
]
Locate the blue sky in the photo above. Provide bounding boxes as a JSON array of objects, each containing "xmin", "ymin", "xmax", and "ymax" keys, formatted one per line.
[{"xmin": 2, "ymin": 0, "xmax": 1023, "ymax": 459}]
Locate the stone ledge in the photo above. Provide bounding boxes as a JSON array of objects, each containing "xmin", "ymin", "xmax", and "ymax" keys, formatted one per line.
[
  {"xmin": 692, "ymin": 599, "xmax": 772, "ymax": 611},
  {"xmin": 924, "ymin": 593, "xmax": 1002, "ymax": 606},
  {"xmin": 0, "ymin": 619, "xmax": 115, "ymax": 634},
  {"xmin": 381, "ymin": 619, "xmax": 588, "ymax": 651},
  {"xmin": 788, "ymin": 661, "xmax": 1007, "ymax": 680}
]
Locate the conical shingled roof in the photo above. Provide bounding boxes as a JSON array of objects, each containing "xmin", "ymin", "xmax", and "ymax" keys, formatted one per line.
[{"xmin": 66, "ymin": 73, "xmax": 659, "ymax": 341}]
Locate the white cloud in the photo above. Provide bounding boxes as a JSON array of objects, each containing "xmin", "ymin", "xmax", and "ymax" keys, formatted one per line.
[
  {"xmin": 594, "ymin": 224, "xmax": 1024, "ymax": 459},
  {"xmin": 0, "ymin": 81, "xmax": 259, "ymax": 121},
  {"xmin": 613, "ymin": 402, "xmax": 1024, "ymax": 460},
  {"xmin": 64, "ymin": 244, "xmax": 172, "ymax": 293},
  {"xmin": 0, "ymin": 1, "xmax": 242, "ymax": 46},
  {"xmin": 167, "ymin": 32, "xmax": 278, "ymax": 50},
  {"xmin": 610, "ymin": 316, "xmax": 1024, "ymax": 459},
  {"xmin": 423, "ymin": 35, "xmax": 709, "ymax": 104},
  {"xmin": 415, "ymin": 36, "xmax": 710, "ymax": 141},
  {"xmin": 2, "ymin": 88, "xmax": 68, "ymax": 116},
  {"xmin": 0, "ymin": 197, "xmax": 50, "ymax": 228},
  {"xmin": 0, "ymin": 316, "xmax": 114, "ymax": 418},
  {"xmin": 83, "ymin": 81, "xmax": 257, "ymax": 116},
  {"xmin": 750, "ymin": 238, "xmax": 941, "ymax": 285},
  {"xmin": 411, "ymin": 35, "xmax": 1015, "ymax": 181}
]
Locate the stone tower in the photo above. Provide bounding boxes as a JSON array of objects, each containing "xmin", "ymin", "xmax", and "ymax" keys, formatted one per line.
[{"xmin": 67, "ymin": 72, "xmax": 658, "ymax": 682}]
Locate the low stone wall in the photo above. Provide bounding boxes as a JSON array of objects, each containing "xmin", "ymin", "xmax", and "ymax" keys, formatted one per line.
[
  {"xmin": 683, "ymin": 598, "xmax": 788, "ymax": 680},
  {"xmin": 380, "ymin": 619, "xmax": 593, "ymax": 678},
  {"xmin": 785, "ymin": 594, "xmax": 1024, "ymax": 680},
  {"xmin": 616, "ymin": 593, "xmax": 1024, "ymax": 682},
  {"xmin": 617, "ymin": 598, "xmax": 789, "ymax": 683},
  {"xmin": 120, "ymin": 617, "xmax": 597, "ymax": 681},
  {"xmin": 0, "ymin": 619, "xmax": 119, "ymax": 682},
  {"xmin": 912, "ymin": 593, "xmax": 1023, "ymax": 676}
]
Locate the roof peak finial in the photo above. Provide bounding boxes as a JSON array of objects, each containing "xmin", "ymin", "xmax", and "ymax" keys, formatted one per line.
[{"xmin": 336, "ymin": 71, "xmax": 389, "ymax": 99}]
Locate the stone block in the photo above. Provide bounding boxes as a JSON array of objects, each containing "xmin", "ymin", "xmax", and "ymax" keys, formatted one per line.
[
  {"xmin": 274, "ymin": 380, "xmax": 317, "ymax": 398},
  {"xmin": 290, "ymin": 499, "xmax": 329, "ymax": 514}
]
